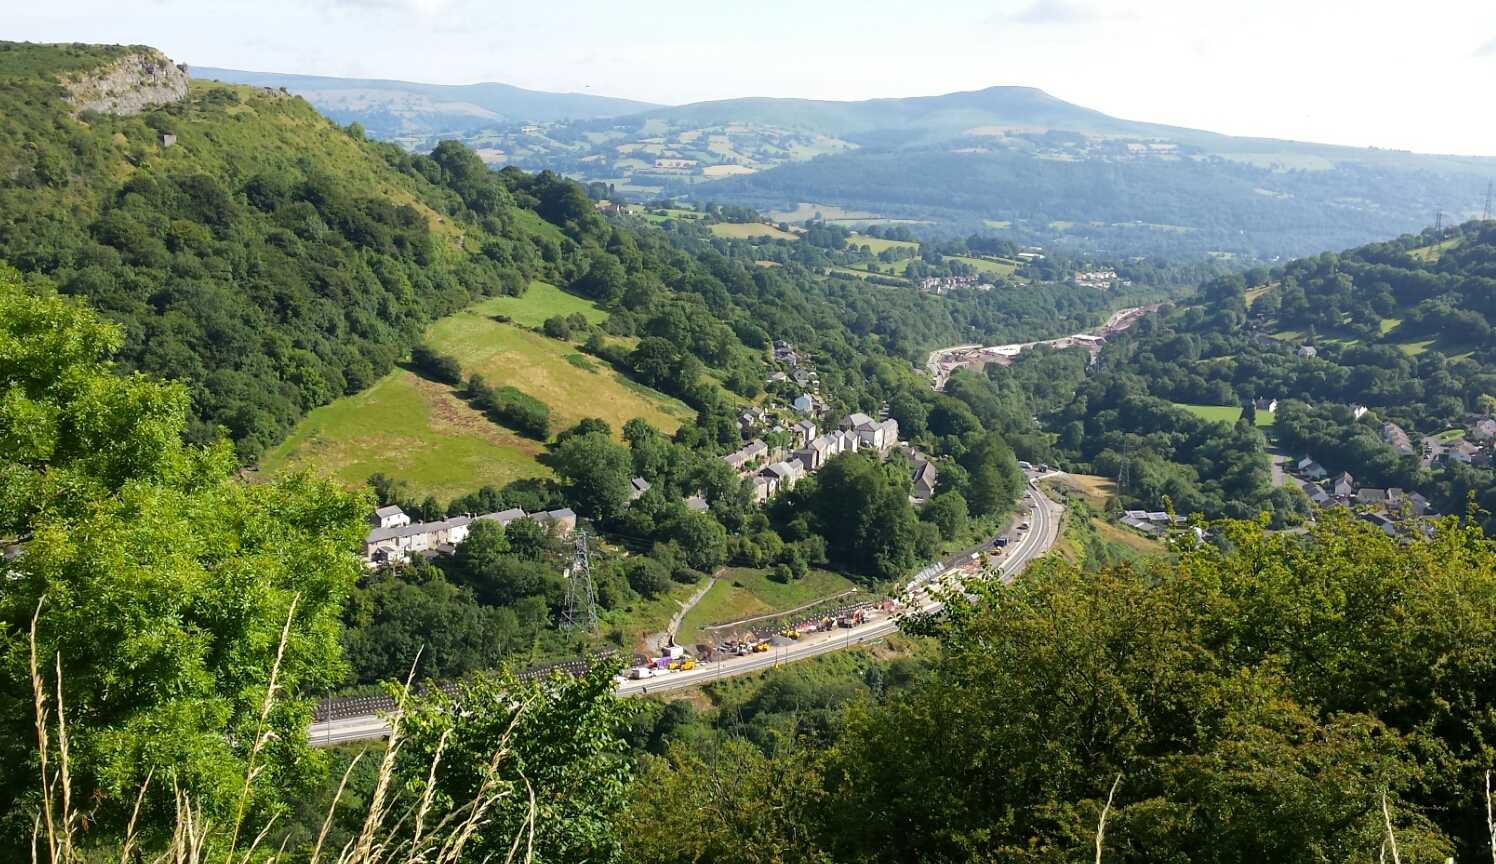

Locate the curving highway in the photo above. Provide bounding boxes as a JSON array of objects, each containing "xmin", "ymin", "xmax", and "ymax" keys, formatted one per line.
[{"xmin": 307, "ymin": 476, "xmax": 1063, "ymax": 745}]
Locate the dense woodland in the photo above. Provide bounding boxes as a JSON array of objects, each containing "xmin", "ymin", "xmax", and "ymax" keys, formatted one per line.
[{"xmin": 14, "ymin": 40, "xmax": 1496, "ymax": 864}]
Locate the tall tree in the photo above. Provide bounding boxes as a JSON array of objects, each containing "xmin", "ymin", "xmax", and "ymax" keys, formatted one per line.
[
  {"xmin": 551, "ymin": 431, "xmax": 633, "ymax": 521},
  {"xmin": 0, "ymin": 271, "xmax": 369, "ymax": 850}
]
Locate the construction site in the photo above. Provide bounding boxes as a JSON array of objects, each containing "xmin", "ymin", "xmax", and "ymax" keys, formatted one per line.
[
  {"xmin": 624, "ymin": 598, "xmax": 894, "ymax": 680},
  {"xmin": 927, "ymin": 304, "xmax": 1159, "ymax": 390}
]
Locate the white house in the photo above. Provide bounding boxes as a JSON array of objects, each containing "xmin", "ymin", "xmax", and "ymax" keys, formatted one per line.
[
  {"xmin": 371, "ymin": 505, "xmax": 411, "ymax": 529},
  {"xmin": 793, "ymin": 393, "xmax": 823, "ymax": 415},
  {"xmin": 1297, "ymin": 345, "xmax": 1318, "ymax": 358},
  {"xmin": 842, "ymin": 413, "xmax": 899, "ymax": 452}
]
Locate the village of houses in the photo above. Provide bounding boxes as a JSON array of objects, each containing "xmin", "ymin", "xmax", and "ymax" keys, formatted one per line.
[
  {"xmin": 361, "ymin": 339, "xmax": 935, "ymax": 566},
  {"xmin": 1261, "ymin": 399, "xmax": 1496, "ymax": 536}
]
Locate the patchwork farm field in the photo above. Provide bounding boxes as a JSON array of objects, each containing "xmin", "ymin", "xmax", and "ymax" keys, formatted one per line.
[
  {"xmin": 948, "ymin": 255, "xmax": 1019, "ymax": 277},
  {"xmin": 709, "ymin": 222, "xmax": 799, "ymax": 241}
]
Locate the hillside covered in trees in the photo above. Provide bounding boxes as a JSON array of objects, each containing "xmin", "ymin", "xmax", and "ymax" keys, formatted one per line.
[
  {"xmin": 1018, "ymin": 219, "xmax": 1496, "ymax": 523},
  {"xmin": 0, "ymin": 40, "xmax": 601, "ymax": 463}
]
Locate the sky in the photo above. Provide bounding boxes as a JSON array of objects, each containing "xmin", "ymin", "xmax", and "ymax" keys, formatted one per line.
[{"xmin": 10, "ymin": 0, "xmax": 1496, "ymax": 155}]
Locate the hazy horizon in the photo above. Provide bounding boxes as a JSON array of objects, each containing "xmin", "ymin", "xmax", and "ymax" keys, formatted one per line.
[{"xmin": 9, "ymin": 0, "xmax": 1496, "ymax": 157}]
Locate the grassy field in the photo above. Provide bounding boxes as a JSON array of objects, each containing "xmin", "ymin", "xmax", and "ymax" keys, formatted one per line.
[
  {"xmin": 1041, "ymin": 473, "xmax": 1117, "ymax": 509},
  {"xmin": 709, "ymin": 222, "xmax": 799, "ymax": 241},
  {"xmin": 261, "ymin": 369, "xmax": 548, "ymax": 501},
  {"xmin": 948, "ymin": 255, "xmax": 1019, "ymax": 277},
  {"xmin": 262, "ymin": 287, "xmax": 689, "ymax": 501},
  {"xmin": 678, "ymin": 568, "xmax": 863, "ymax": 638},
  {"xmin": 426, "ymin": 313, "xmax": 690, "ymax": 433},
  {"xmin": 471, "ymin": 282, "xmax": 606, "ymax": 328},
  {"xmin": 853, "ymin": 236, "xmax": 920, "ymax": 254},
  {"xmin": 770, "ymin": 203, "xmax": 883, "ymax": 222},
  {"xmin": 1175, "ymin": 403, "xmax": 1275, "ymax": 428}
]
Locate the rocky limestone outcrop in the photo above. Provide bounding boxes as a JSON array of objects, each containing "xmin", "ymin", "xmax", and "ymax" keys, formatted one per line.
[{"xmin": 62, "ymin": 49, "xmax": 189, "ymax": 116}]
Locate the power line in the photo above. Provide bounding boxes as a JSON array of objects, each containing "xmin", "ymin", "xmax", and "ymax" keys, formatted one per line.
[{"xmin": 561, "ymin": 528, "xmax": 598, "ymax": 634}]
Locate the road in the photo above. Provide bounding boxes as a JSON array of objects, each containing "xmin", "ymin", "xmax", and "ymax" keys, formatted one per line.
[{"xmin": 306, "ymin": 477, "xmax": 1063, "ymax": 744}]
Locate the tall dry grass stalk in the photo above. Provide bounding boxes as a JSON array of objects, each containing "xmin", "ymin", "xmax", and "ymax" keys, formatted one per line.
[
  {"xmin": 1093, "ymin": 774, "xmax": 1121, "ymax": 864},
  {"xmin": 1382, "ymin": 791, "xmax": 1402, "ymax": 864},
  {"xmin": 1486, "ymin": 770, "xmax": 1496, "ymax": 864},
  {"xmin": 28, "ymin": 599, "xmax": 538, "ymax": 864}
]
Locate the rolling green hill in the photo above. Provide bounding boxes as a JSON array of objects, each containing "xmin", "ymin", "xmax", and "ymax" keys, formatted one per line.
[
  {"xmin": 0, "ymin": 40, "xmax": 594, "ymax": 463},
  {"xmin": 231, "ymin": 67, "xmax": 1494, "ymax": 260}
]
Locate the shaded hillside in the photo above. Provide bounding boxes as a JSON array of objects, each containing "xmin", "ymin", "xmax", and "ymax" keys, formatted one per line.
[{"xmin": 706, "ymin": 146, "xmax": 1485, "ymax": 259}]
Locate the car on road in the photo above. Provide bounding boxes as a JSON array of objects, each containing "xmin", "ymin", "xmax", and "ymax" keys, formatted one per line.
[{"xmin": 1019, "ymin": 522, "xmax": 1031, "ymax": 530}]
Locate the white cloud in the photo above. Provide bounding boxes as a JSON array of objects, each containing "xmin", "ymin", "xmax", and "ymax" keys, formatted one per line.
[
  {"xmin": 999, "ymin": 0, "xmax": 1097, "ymax": 25},
  {"xmin": 1476, "ymin": 36, "xmax": 1496, "ymax": 58}
]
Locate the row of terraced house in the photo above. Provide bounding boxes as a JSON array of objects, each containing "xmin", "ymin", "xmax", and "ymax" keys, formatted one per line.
[
  {"xmin": 720, "ymin": 412, "xmax": 936, "ymax": 503},
  {"xmin": 362, "ymin": 504, "xmax": 577, "ymax": 566}
]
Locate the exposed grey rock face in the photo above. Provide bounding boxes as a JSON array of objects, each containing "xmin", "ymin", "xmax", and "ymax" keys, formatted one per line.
[{"xmin": 63, "ymin": 50, "xmax": 189, "ymax": 116}]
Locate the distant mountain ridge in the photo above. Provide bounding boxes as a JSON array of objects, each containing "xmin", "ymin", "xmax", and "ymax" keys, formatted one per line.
[
  {"xmin": 192, "ymin": 67, "xmax": 661, "ymax": 138},
  {"xmin": 190, "ymin": 68, "xmax": 1496, "ymax": 260}
]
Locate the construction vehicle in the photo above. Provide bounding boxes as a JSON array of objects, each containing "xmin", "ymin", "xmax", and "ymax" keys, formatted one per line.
[
  {"xmin": 680, "ymin": 659, "xmax": 697, "ymax": 670},
  {"xmin": 784, "ymin": 630, "xmax": 801, "ymax": 639},
  {"xmin": 752, "ymin": 641, "xmax": 769, "ymax": 652}
]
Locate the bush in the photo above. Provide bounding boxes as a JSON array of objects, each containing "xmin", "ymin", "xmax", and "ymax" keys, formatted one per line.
[
  {"xmin": 464, "ymin": 374, "xmax": 552, "ymax": 439},
  {"xmin": 410, "ymin": 344, "xmax": 463, "ymax": 385},
  {"xmin": 625, "ymin": 556, "xmax": 672, "ymax": 599}
]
